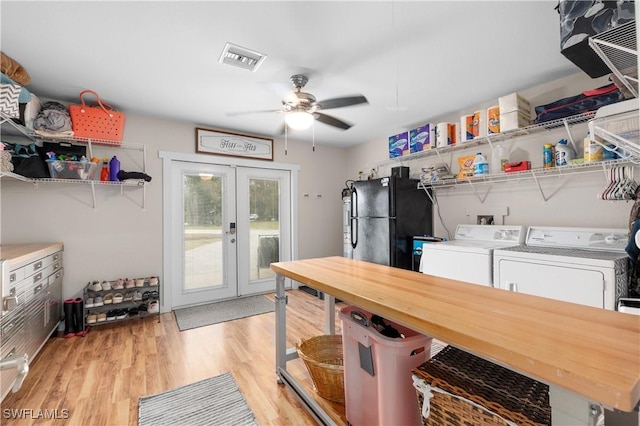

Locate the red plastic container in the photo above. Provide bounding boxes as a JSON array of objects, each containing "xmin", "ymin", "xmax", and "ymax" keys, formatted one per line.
[{"xmin": 339, "ymin": 305, "xmax": 433, "ymax": 426}]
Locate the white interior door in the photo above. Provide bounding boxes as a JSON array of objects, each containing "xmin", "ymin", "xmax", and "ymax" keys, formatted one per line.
[{"xmin": 170, "ymin": 161, "xmax": 291, "ymax": 309}]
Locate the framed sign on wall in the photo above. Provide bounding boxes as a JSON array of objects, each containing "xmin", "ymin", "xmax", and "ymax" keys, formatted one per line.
[{"xmin": 195, "ymin": 127, "xmax": 274, "ymax": 161}]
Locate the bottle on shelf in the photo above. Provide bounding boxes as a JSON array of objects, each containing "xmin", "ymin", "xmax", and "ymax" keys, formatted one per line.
[
  {"xmin": 473, "ymin": 152, "xmax": 489, "ymax": 176},
  {"xmin": 109, "ymin": 156, "xmax": 120, "ymax": 182},
  {"xmin": 555, "ymin": 139, "xmax": 575, "ymax": 167},
  {"xmin": 100, "ymin": 158, "xmax": 109, "ymax": 182},
  {"xmin": 543, "ymin": 144, "xmax": 555, "ymax": 168},
  {"xmin": 490, "ymin": 144, "xmax": 508, "ymax": 174}
]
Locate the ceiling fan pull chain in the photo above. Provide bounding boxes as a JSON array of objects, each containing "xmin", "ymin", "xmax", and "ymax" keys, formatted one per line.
[
  {"xmin": 284, "ymin": 122, "xmax": 288, "ymax": 156},
  {"xmin": 312, "ymin": 120, "xmax": 315, "ymax": 152}
]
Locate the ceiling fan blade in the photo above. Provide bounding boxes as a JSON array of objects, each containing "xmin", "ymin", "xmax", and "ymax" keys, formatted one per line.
[
  {"xmin": 226, "ymin": 109, "xmax": 281, "ymax": 117},
  {"xmin": 316, "ymin": 95, "xmax": 368, "ymax": 110},
  {"xmin": 314, "ymin": 112, "xmax": 352, "ymax": 130}
]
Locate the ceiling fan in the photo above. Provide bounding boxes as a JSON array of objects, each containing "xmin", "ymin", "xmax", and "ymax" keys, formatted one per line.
[{"xmin": 227, "ymin": 74, "xmax": 368, "ymax": 131}]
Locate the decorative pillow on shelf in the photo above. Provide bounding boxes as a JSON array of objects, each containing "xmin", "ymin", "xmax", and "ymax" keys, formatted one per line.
[{"xmin": 0, "ymin": 81, "xmax": 21, "ymax": 118}]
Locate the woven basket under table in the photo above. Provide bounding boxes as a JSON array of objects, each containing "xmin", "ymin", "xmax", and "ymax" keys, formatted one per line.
[
  {"xmin": 296, "ymin": 335, "xmax": 345, "ymax": 403},
  {"xmin": 413, "ymin": 345, "xmax": 550, "ymax": 426}
]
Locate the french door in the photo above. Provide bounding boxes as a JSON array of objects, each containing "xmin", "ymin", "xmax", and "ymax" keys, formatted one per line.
[{"xmin": 170, "ymin": 161, "xmax": 291, "ymax": 308}]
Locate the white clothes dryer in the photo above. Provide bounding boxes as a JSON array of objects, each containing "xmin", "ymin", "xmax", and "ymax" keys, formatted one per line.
[
  {"xmin": 419, "ymin": 225, "xmax": 526, "ymax": 287},
  {"xmin": 493, "ymin": 226, "xmax": 629, "ymax": 310}
]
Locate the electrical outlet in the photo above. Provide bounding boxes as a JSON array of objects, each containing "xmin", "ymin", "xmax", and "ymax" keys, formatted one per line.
[{"xmin": 477, "ymin": 215, "xmax": 494, "ymax": 225}]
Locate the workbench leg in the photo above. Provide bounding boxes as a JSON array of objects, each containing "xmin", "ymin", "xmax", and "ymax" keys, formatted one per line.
[
  {"xmin": 275, "ymin": 273, "xmax": 287, "ymax": 381},
  {"xmin": 324, "ymin": 294, "xmax": 335, "ymax": 335},
  {"xmin": 549, "ymin": 385, "xmax": 602, "ymax": 425}
]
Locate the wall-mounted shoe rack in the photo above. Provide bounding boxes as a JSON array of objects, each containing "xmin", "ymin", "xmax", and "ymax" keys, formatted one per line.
[
  {"xmin": 83, "ymin": 277, "xmax": 160, "ymax": 327},
  {"xmin": 0, "ymin": 112, "xmax": 148, "ymax": 210}
]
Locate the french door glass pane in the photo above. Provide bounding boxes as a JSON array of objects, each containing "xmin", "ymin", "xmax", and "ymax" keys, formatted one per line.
[
  {"xmin": 183, "ymin": 174, "xmax": 224, "ymax": 290},
  {"xmin": 250, "ymin": 178, "xmax": 280, "ymax": 280}
]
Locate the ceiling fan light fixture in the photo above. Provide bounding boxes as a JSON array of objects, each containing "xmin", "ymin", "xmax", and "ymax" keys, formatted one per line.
[{"xmin": 285, "ymin": 110, "xmax": 314, "ymax": 130}]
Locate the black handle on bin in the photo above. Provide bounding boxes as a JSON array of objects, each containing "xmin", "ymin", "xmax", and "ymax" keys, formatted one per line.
[{"xmin": 350, "ymin": 310, "xmax": 370, "ymax": 327}]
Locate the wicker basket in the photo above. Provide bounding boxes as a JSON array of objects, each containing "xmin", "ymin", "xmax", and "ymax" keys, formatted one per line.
[
  {"xmin": 296, "ymin": 335, "xmax": 345, "ymax": 403},
  {"xmin": 412, "ymin": 346, "xmax": 550, "ymax": 426}
]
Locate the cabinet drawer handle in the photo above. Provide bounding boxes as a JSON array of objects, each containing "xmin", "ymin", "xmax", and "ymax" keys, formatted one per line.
[
  {"xmin": 9, "ymin": 273, "xmax": 16, "ymax": 282},
  {"xmin": 53, "ymin": 254, "xmax": 59, "ymax": 260},
  {"xmin": 33, "ymin": 261, "xmax": 43, "ymax": 270},
  {"xmin": 3, "ymin": 347, "xmax": 16, "ymax": 360},
  {"xmin": 55, "ymin": 272, "xmax": 61, "ymax": 279},
  {"xmin": 34, "ymin": 284, "xmax": 43, "ymax": 295},
  {"xmin": 53, "ymin": 263, "xmax": 60, "ymax": 270},
  {"xmin": 33, "ymin": 273, "xmax": 43, "ymax": 283}
]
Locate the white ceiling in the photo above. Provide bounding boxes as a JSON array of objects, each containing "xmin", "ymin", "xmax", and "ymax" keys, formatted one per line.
[{"xmin": 1, "ymin": 1, "xmax": 581, "ymax": 148}]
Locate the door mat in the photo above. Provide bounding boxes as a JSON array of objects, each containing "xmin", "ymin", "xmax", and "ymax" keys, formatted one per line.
[
  {"xmin": 173, "ymin": 295, "xmax": 274, "ymax": 331},
  {"xmin": 138, "ymin": 372, "xmax": 257, "ymax": 426}
]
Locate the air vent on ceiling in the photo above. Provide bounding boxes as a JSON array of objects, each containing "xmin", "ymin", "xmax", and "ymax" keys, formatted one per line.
[{"xmin": 219, "ymin": 42, "xmax": 267, "ymax": 72}]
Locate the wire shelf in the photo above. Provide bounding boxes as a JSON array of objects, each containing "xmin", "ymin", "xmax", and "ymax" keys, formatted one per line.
[{"xmin": 589, "ymin": 20, "xmax": 638, "ymax": 98}]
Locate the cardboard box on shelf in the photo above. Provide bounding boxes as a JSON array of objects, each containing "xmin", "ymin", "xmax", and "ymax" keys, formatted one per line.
[
  {"xmin": 500, "ymin": 110, "xmax": 531, "ymax": 132},
  {"xmin": 498, "ymin": 92, "xmax": 531, "ymax": 116},
  {"xmin": 410, "ymin": 124, "xmax": 435, "ymax": 153},
  {"xmin": 389, "ymin": 131, "xmax": 409, "ymax": 158}
]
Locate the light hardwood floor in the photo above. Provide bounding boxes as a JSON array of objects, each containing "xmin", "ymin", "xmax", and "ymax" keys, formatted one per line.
[{"xmin": 1, "ymin": 289, "xmax": 349, "ymax": 426}]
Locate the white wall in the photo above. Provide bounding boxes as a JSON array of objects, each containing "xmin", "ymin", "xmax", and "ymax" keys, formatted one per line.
[
  {"xmin": 346, "ymin": 72, "xmax": 636, "ymax": 239},
  {"xmin": 1, "ymin": 113, "xmax": 348, "ymax": 301}
]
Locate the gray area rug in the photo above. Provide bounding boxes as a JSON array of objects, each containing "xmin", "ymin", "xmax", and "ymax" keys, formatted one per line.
[
  {"xmin": 174, "ymin": 295, "xmax": 274, "ymax": 331},
  {"xmin": 138, "ymin": 372, "xmax": 257, "ymax": 426}
]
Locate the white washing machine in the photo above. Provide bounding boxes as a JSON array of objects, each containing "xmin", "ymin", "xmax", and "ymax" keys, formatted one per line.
[
  {"xmin": 493, "ymin": 226, "xmax": 629, "ymax": 310},
  {"xmin": 419, "ymin": 225, "xmax": 526, "ymax": 287}
]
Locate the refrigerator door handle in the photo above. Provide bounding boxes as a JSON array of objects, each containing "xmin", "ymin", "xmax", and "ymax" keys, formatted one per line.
[
  {"xmin": 351, "ymin": 217, "xmax": 358, "ymax": 248},
  {"xmin": 350, "ymin": 188, "xmax": 357, "ymax": 218}
]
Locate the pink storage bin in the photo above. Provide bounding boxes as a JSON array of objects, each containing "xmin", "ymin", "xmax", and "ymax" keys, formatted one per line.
[{"xmin": 339, "ymin": 305, "xmax": 433, "ymax": 426}]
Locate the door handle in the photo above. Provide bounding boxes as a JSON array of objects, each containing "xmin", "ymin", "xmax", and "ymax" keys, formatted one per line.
[
  {"xmin": 229, "ymin": 222, "xmax": 236, "ymax": 235},
  {"xmin": 351, "ymin": 218, "xmax": 358, "ymax": 248}
]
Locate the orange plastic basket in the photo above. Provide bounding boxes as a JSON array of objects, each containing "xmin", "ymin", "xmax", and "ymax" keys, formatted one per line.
[{"xmin": 69, "ymin": 90, "xmax": 125, "ymax": 143}]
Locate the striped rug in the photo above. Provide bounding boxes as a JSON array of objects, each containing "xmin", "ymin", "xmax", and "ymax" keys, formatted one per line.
[{"xmin": 138, "ymin": 372, "xmax": 257, "ymax": 426}]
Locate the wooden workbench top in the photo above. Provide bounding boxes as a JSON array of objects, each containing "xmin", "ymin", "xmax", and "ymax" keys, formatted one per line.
[
  {"xmin": 271, "ymin": 256, "xmax": 640, "ymax": 412},
  {"xmin": 0, "ymin": 243, "xmax": 63, "ymax": 269}
]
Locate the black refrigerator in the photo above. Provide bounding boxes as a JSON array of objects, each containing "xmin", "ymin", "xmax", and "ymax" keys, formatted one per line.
[{"xmin": 350, "ymin": 176, "xmax": 433, "ymax": 270}]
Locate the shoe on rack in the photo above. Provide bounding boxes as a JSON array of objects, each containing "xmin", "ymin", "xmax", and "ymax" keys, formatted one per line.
[
  {"xmin": 94, "ymin": 296, "xmax": 104, "ymax": 307},
  {"xmin": 97, "ymin": 313, "xmax": 107, "ymax": 322},
  {"xmin": 101, "ymin": 280, "xmax": 112, "ymax": 291},
  {"xmin": 103, "ymin": 293, "xmax": 114, "ymax": 305},
  {"xmin": 125, "ymin": 278, "xmax": 135, "ymax": 289},
  {"xmin": 148, "ymin": 301, "xmax": 159, "ymax": 314},
  {"xmin": 89, "ymin": 280, "xmax": 102, "ymax": 292},
  {"xmin": 133, "ymin": 291, "xmax": 143, "ymax": 301},
  {"xmin": 112, "ymin": 279, "xmax": 124, "ymax": 290},
  {"xmin": 135, "ymin": 278, "xmax": 145, "ymax": 287},
  {"xmin": 123, "ymin": 292, "xmax": 133, "ymax": 302},
  {"xmin": 113, "ymin": 293, "xmax": 124, "ymax": 304},
  {"xmin": 116, "ymin": 309, "xmax": 127, "ymax": 320},
  {"xmin": 87, "ymin": 314, "xmax": 97, "ymax": 324},
  {"xmin": 128, "ymin": 307, "xmax": 139, "ymax": 317},
  {"xmin": 142, "ymin": 290, "xmax": 159, "ymax": 301},
  {"xmin": 138, "ymin": 303, "xmax": 148, "ymax": 313},
  {"xmin": 85, "ymin": 297, "xmax": 95, "ymax": 308},
  {"xmin": 149, "ymin": 276, "xmax": 158, "ymax": 286},
  {"xmin": 106, "ymin": 310, "xmax": 116, "ymax": 321}
]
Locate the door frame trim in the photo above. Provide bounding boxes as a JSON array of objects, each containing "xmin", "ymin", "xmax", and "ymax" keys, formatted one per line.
[{"xmin": 159, "ymin": 151, "xmax": 300, "ymax": 312}]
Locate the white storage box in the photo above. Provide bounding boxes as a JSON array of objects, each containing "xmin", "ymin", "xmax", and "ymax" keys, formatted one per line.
[
  {"xmin": 499, "ymin": 92, "xmax": 531, "ymax": 116},
  {"xmin": 500, "ymin": 110, "xmax": 531, "ymax": 132}
]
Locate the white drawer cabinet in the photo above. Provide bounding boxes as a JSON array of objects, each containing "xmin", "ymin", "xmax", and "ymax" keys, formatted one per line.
[{"xmin": 0, "ymin": 243, "xmax": 63, "ymax": 402}]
